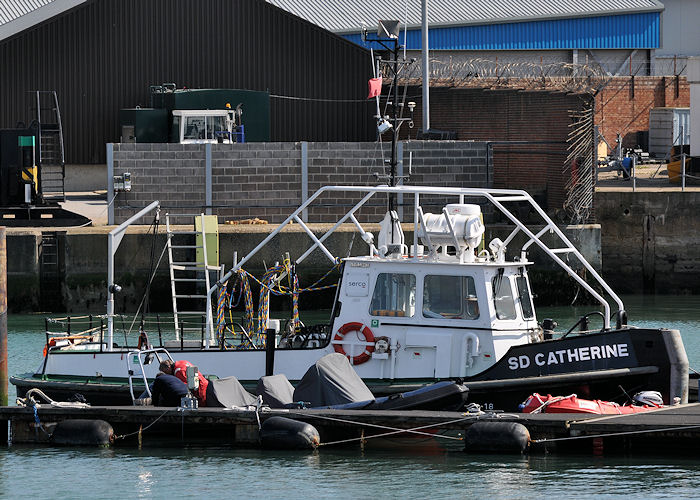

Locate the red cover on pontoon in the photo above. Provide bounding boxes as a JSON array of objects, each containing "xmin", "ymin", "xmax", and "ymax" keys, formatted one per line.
[{"xmin": 520, "ymin": 393, "xmax": 660, "ymax": 415}]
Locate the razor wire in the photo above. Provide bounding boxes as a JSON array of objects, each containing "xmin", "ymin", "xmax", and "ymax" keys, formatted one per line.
[
  {"xmin": 563, "ymin": 103, "xmax": 596, "ymax": 224},
  {"xmin": 395, "ymin": 56, "xmax": 688, "ymax": 94}
]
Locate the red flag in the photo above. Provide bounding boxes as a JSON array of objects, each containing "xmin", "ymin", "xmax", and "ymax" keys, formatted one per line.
[{"xmin": 367, "ymin": 77, "xmax": 382, "ymax": 99}]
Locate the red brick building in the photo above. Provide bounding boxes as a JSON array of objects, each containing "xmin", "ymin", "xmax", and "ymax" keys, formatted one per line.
[{"xmin": 400, "ymin": 76, "xmax": 689, "ymax": 216}]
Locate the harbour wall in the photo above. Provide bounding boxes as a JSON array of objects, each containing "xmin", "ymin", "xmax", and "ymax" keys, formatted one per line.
[
  {"xmin": 4, "ymin": 223, "xmax": 600, "ymax": 313},
  {"xmin": 595, "ymin": 190, "xmax": 700, "ymax": 295}
]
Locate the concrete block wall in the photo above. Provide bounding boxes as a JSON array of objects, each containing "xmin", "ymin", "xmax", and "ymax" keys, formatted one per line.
[
  {"xmin": 211, "ymin": 142, "xmax": 301, "ymax": 222},
  {"xmin": 111, "ymin": 140, "xmax": 491, "ymax": 225},
  {"xmin": 112, "ymin": 143, "xmax": 206, "ymax": 224}
]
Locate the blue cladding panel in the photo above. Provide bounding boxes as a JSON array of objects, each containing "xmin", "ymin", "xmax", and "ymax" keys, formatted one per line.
[{"xmin": 344, "ymin": 12, "xmax": 659, "ymax": 50}]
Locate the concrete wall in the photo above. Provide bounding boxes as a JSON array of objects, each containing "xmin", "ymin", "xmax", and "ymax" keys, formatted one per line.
[
  {"xmin": 595, "ymin": 191, "xmax": 700, "ymax": 294},
  {"xmin": 64, "ymin": 164, "xmax": 107, "ymax": 192},
  {"xmin": 109, "ymin": 141, "xmax": 491, "ymax": 224},
  {"xmin": 4, "ymin": 221, "xmax": 601, "ymax": 313}
]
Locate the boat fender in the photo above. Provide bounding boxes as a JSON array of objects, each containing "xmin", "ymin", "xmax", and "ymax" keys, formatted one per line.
[
  {"xmin": 50, "ymin": 419, "xmax": 115, "ymax": 447},
  {"xmin": 260, "ymin": 416, "xmax": 320, "ymax": 450},
  {"xmin": 464, "ymin": 421, "xmax": 530, "ymax": 454},
  {"xmin": 332, "ymin": 322, "xmax": 375, "ymax": 365}
]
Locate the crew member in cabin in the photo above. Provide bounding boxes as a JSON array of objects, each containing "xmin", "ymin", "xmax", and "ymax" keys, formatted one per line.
[
  {"xmin": 150, "ymin": 373, "xmax": 189, "ymax": 407},
  {"xmin": 159, "ymin": 359, "xmax": 209, "ymax": 407}
]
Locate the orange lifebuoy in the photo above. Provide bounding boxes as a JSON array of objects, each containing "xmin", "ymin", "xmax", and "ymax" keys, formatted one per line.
[
  {"xmin": 42, "ymin": 334, "xmax": 93, "ymax": 357},
  {"xmin": 333, "ymin": 322, "xmax": 375, "ymax": 365}
]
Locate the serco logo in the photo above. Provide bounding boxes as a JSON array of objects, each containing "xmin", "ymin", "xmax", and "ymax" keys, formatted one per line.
[{"xmin": 348, "ymin": 281, "xmax": 367, "ymax": 288}]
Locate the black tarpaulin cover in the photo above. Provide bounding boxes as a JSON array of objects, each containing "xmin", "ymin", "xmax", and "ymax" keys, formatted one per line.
[
  {"xmin": 257, "ymin": 374, "xmax": 295, "ymax": 408},
  {"xmin": 293, "ymin": 353, "xmax": 375, "ymax": 406},
  {"xmin": 206, "ymin": 376, "xmax": 258, "ymax": 408}
]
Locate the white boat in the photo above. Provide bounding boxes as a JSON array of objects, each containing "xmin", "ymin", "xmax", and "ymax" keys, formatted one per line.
[
  {"xmin": 12, "ymin": 184, "xmax": 689, "ymax": 410},
  {"xmin": 11, "ymin": 29, "xmax": 689, "ymax": 409}
]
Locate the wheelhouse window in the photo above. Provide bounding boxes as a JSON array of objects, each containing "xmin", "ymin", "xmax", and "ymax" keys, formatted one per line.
[
  {"xmin": 369, "ymin": 273, "xmax": 416, "ymax": 317},
  {"xmin": 492, "ymin": 273, "xmax": 517, "ymax": 320},
  {"xmin": 516, "ymin": 275, "xmax": 534, "ymax": 320},
  {"xmin": 423, "ymin": 275, "xmax": 480, "ymax": 320}
]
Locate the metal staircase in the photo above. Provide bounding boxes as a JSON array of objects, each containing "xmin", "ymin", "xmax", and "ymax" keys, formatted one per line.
[
  {"xmin": 166, "ymin": 214, "xmax": 220, "ymax": 340},
  {"xmin": 32, "ymin": 91, "xmax": 66, "ymax": 202}
]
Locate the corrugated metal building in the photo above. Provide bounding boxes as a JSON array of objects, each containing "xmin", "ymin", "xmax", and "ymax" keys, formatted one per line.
[
  {"xmin": 0, "ymin": 0, "xmax": 375, "ymax": 164},
  {"xmin": 266, "ymin": 0, "xmax": 675, "ymax": 76}
]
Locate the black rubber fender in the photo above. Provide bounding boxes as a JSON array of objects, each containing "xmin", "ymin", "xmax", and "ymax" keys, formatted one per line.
[
  {"xmin": 50, "ymin": 419, "xmax": 115, "ymax": 447},
  {"xmin": 260, "ymin": 416, "xmax": 320, "ymax": 450},
  {"xmin": 464, "ymin": 421, "xmax": 530, "ymax": 454}
]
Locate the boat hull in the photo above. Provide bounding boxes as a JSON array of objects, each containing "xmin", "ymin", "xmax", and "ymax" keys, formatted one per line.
[{"xmin": 12, "ymin": 328, "xmax": 688, "ymax": 410}]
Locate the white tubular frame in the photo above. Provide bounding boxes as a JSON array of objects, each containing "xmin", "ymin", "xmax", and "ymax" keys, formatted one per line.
[
  {"xmin": 205, "ymin": 186, "xmax": 623, "ymax": 336},
  {"xmin": 107, "ymin": 201, "xmax": 160, "ymax": 352}
]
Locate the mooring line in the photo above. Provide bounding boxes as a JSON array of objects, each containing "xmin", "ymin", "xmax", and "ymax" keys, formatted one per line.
[
  {"xmin": 532, "ymin": 423, "xmax": 700, "ymax": 444},
  {"xmin": 288, "ymin": 413, "xmax": 484, "ymax": 447},
  {"xmin": 113, "ymin": 408, "xmax": 173, "ymax": 441}
]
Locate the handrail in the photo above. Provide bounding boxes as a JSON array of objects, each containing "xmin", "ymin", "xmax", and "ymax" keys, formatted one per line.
[
  {"xmin": 107, "ymin": 201, "xmax": 160, "ymax": 351},
  {"xmin": 126, "ymin": 347, "xmax": 173, "ymax": 404},
  {"xmin": 204, "ymin": 185, "xmax": 622, "ymax": 336}
]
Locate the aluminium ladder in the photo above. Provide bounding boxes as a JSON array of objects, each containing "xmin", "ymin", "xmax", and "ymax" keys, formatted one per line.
[{"xmin": 166, "ymin": 213, "xmax": 220, "ymax": 341}]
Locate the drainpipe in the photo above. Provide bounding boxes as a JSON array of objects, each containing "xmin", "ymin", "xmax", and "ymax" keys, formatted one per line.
[{"xmin": 421, "ymin": 0, "xmax": 430, "ymax": 132}]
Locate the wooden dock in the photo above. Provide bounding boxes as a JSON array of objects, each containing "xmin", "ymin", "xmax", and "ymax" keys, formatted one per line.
[{"xmin": 2, "ymin": 403, "xmax": 700, "ymax": 455}]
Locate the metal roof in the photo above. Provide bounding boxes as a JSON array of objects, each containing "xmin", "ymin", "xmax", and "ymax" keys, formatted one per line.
[
  {"xmin": 266, "ymin": 0, "xmax": 664, "ymax": 34},
  {"xmin": 0, "ymin": 0, "xmax": 87, "ymax": 41},
  {"xmin": 344, "ymin": 12, "xmax": 661, "ymax": 50},
  {"xmin": 0, "ymin": 0, "xmax": 52, "ymax": 25}
]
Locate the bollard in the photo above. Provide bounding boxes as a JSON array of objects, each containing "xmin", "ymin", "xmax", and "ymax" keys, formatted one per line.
[{"xmin": 0, "ymin": 227, "xmax": 7, "ymax": 407}]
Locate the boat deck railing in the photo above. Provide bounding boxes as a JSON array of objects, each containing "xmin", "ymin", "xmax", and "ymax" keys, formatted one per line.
[{"xmin": 205, "ymin": 185, "xmax": 625, "ymax": 334}]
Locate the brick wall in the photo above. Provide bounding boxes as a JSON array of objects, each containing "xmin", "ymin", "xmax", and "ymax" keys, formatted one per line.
[
  {"xmin": 112, "ymin": 141, "xmax": 491, "ymax": 224},
  {"xmin": 595, "ymin": 76, "xmax": 690, "ymax": 153},
  {"xmin": 400, "ymin": 87, "xmax": 587, "ymax": 210}
]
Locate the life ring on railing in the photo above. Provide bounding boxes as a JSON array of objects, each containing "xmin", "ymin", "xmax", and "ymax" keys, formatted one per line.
[
  {"xmin": 332, "ymin": 322, "xmax": 375, "ymax": 365},
  {"xmin": 42, "ymin": 334, "xmax": 93, "ymax": 357}
]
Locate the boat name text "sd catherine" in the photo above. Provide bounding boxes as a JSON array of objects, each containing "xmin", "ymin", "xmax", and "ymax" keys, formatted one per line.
[{"xmin": 508, "ymin": 343, "xmax": 629, "ymax": 370}]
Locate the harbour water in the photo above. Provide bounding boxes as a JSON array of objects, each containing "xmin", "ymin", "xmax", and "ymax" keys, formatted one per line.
[{"xmin": 2, "ymin": 294, "xmax": 700, "ymax": 499}]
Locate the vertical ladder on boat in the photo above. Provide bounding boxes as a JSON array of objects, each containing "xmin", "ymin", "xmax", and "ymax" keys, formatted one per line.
[
  {"xmin": 166, "ymin": 213, "xmax": 220, "ymax": 340},
  {"xmin": 32, "ymin": 91, "xmax": 66, "ymax": 202}
]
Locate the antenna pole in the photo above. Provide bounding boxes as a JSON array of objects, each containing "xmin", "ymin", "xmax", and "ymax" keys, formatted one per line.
[{"xmin": 390, "ymin": 35, "xmax": 399, "ymax": 193}]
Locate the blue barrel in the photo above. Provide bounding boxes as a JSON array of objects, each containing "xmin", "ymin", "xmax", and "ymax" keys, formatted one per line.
[{"xmin": 621, "ymin": 157, "xmax": 633, "ymax": 179}]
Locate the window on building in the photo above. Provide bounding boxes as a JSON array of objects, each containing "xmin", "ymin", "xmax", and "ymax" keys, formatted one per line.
[
  {"xmin": 423, "ymin": 275, "xmax": 480, "ymax": 320},
  {"xmin": 516, "ymin": 275, "xmax": 534, "ymax": 320},
  {"xmin": 369, "ymin": 273, "xmax": 416, "ymax": 317},
  {"xmin": 492, "ymin": 273, "xmax": 517, "ymax": 320}
]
